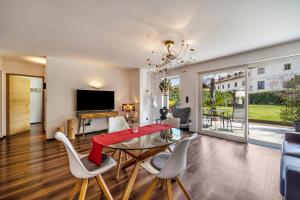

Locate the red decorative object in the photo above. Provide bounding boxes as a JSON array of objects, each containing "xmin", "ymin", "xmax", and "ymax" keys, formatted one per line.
[{"xmin": 88, "ymin": 124, "xmax": 171, "ymax": 165}]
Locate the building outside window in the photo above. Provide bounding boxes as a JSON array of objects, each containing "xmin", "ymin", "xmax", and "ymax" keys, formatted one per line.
[
  {"xmin": 228, "ymin": 83, "xmax": 230, "ymax": 88},
  {"xmin": 257, "ymin": 67, "xmax": 265, "ymax": 74},
  {"xmin": 284, "ymin": 63, "xmax": 291, "ymax": 70},
  {"xmin": 222, "ymin": 85, "xmax": 224, "ymax": 89},
  {"xmin": 234, "ymin": 82, "xmax": 238, "ymax": 87},
  {"xmin": 242, "ymin": 81, "xmax": 245, "ymax": 86},
  {"xmin": 257, "ymin": 81, "xmax": 265, "ymax": 90}
]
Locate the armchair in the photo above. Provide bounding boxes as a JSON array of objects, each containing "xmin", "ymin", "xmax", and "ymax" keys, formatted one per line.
[{"xmin": 172, "ymin": 107, "xmax": 192, "ymax": 131}]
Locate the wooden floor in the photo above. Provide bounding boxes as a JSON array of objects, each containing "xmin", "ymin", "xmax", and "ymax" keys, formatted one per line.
[{"xmin": 0, "ymin": 125, "xmax": 282, "ymax": 200}]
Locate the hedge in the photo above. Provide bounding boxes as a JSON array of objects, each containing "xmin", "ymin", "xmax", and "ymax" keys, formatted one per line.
[{"xmin": 249, "ymin": 91, "xmax": 282, "ymax": 105}]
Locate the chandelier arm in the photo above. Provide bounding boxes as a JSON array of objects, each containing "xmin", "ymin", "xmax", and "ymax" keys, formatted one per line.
[{"xmin": 177, "ymin": 43, "xmax": 185, "ymax": 57}]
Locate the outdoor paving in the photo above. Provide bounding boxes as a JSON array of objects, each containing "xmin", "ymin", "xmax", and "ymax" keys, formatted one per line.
[
  {"xmin": 202, "ymin": 120, "xmax": 294, "ymax": 146},
  {"xmin": 249, "ymin": 122, "xmax": 293, "ymax": 144}
]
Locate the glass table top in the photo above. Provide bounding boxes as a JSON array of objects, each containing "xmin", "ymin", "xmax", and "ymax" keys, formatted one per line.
[{"xmin": 105, "ymin": 128, "xmax": 183, "ymax": 150}]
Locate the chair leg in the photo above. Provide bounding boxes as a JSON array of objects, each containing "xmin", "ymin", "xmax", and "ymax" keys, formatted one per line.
[
  {"xmin": 116, "ymin": 150, "xmax": 122, "ymax": 180},
  {"xmin": 167, "ymin": 147, "xmax": 173, "ymax": 153},
  {"xmin": 161, "ymin": 179, "xmax": 166, "ymax": 189},
  {"xmin": 79, "ymin": 179, "xmax": 88, "ymax": 200},
  {"xmin": 167, "ymin": 179, "xmax": 172, "ymax": 200},
  {"xmin": 68, "ymin": 180, "xmax": 81, "ymax": 200},
  {"xmin": 142, "ymin": 177, "xmax": 159, "ymax": 200},
  {"xmin": 125, "ymin": 153, "xmax": 129, "ymax": 161},
  {"xmin": 175, "ymin": 177, "xmax": 192, "ymax": 200},
  {"xmin": 96, "ymin": 175, "xmax": 114, "ymax": 200}
]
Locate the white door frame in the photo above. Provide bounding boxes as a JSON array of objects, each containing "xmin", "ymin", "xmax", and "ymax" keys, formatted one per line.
[{"xmin": 197, "ymin": 65, "xmax": 249, "ymax": 143}]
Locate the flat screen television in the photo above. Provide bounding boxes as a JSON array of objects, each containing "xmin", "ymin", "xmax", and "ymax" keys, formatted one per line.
[{"xmin": 76, "ymin": 90, "xmax": 115, "ymax": 111}]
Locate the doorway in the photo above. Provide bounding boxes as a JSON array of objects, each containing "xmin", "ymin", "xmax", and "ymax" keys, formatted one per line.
[
  {"xmin": 199, "ymin": 67, "xmax": 249, "ymax": 143},
  {"xmin": 7, "ymin": 74, "xmax": 44, "ymax": 135}
]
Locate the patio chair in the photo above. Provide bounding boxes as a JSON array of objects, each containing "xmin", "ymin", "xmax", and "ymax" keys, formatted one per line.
[
  {"xmin": 226, "ymin": 105, "xmax": 245, "ymax": 131},
  {"xmin": 203, "ymin": 109, "xmax": 222, "ymax": 130}
]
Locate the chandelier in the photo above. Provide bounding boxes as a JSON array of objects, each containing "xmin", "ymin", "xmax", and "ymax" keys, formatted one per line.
[{"xmin": 147, "ymin": 40, "xmax": 196, "ymax": 74}]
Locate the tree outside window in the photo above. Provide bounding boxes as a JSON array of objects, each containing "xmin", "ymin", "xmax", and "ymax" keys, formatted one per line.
[{"xmin": 168, "ymin": 76, "xmax": 180, "ymax": 109}]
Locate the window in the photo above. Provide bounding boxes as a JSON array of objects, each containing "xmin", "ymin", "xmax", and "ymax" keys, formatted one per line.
[
  {"xmin": 257, "ymin": 81, "xmax": 265, "ymax": 90},
  {"xmin": 228, "ymin": 83, "xmax": 230, "ymax": 88},
  {"xmin": 167, "ymin": 76, "xmax": 180, "ymax": 109},
  {"xmin": 242, "ymin": 81, "xmax": 245, "ymax": 86},
  {"xmin": 284, "ymin": 63, "xmax": 291, "ymax": 70},
  {"xmin": 222, "ymin": 85, "xmax": 224, "ymax": 89},
  {"xmin": 257, "ymin": 67, "xmax": 265, "ymax": 74},
  {"xmin": 217, "ymin": 86, "xmax": 220, "ymax": 90},
  {"xmin": 234, "ymin": 82, "xmax": 238, "ymax": 87}
]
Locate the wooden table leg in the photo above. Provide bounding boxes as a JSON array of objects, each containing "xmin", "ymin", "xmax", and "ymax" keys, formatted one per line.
[
  {"xmin": 121, "ymin": 161, "xmax": 141, "ymax": 200},
  {"xmin": 116, "ymin": 150, "xmax": 122, "ymax": 180},
  {"xmin": 82, "ymin": 119, "xmax": 85, "ymax": 139}
]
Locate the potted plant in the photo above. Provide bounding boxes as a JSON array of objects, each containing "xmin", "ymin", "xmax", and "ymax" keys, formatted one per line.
[
  {"xmin": 159, "ymin": 78, "xmax": 172, "ymax": 95},
  {"xmin": 159, "ymin": 78, "xmax": 172, "ymax": 108},
  {"xmin": 280, "ymin": 75, "xmax": 300, "ymax": 131}
]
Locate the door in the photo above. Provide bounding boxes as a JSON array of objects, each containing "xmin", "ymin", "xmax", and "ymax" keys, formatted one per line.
[
  {"xmin": 8, "ymin": 75, "xmax": 30, "ymax": 135},
  {"xmin": 199, "ymin": 67, "xmax": 249, "ymax": 143}
]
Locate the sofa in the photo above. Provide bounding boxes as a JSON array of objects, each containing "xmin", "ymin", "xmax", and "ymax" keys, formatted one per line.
[{"xmin": 280, "ymin": 131, "xmax": 300, "ymax": 200}]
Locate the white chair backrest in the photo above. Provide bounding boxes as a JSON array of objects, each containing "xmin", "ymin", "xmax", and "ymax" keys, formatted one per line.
[
  {"xmin": 108, "ymin": 116, "xmax": 129, "ymax": 133},
  {"xmin": 158, "ymin": 133, "xmax": 197, "ymax": 179},
  {"xmin": 55, "ymin": 132, "xmax": 90, "ymax": 178},
  {"xmin": 163, "ymin": 117, "xmax": 180, "ymax": 128}
]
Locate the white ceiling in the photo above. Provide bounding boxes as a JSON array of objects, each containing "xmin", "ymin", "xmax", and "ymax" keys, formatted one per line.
[{"xmin": 0, "ymin": 0, "xmax": 300, "ymax": 68}]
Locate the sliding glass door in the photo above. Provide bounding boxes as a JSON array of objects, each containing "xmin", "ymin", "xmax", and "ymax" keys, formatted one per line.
[{"xmin": 199, "ymin": 67, "xmax": 248, "ymax": 143}]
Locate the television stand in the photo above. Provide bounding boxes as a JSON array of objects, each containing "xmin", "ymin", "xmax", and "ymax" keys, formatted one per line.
[{"xmin": 76, "ymin": 110, "xmax": 119, "ymax": 138}]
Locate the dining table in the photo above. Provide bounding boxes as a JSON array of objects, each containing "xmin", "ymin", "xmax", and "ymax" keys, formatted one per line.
[{"xmin": 89, "ymin": 124, "xmax": 183, "ymax": 200}]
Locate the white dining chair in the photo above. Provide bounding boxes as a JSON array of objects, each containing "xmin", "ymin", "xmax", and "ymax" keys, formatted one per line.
[
  {"xmin": 163, "ymin": 117, "xmax": 180, "ymax": 129},
  {"xmin": 141, "ymin": 133, "xmax": 197, "ymax": 200},
  {"xmin": 108, "ymin": 116, "xmax": 130, "ymax": 180},
  {"xmin": 55, "ymin": 132, "xmax": 116, "ymax": 200},
  {"xmin": 163, "ymin": 117, "xmax": 181, "ymax": 152},
  {"xmin": 108, "ymin": 116, "xmax": 129, "ymax": 133}
]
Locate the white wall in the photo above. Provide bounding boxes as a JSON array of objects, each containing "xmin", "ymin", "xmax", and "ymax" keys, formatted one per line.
[
  {"xmin": 29, "ymin": 77, "xmax": 43, "ymax": 123},
  {"xmin": 45, "ymin": 57, "xmax": 134, "ymax": 139},
  {"xmin": 139, "ymin": 69, "xmax": 163, "ymax": 124},
  {"xmin": 128, "ymin": 69, "xmax": 140, "ymax": 122},
  {"xmin": 150, "ymin": 40, "xmax": 300, "ymax": 132},
  {"xmin": 0, "ymin": 58, "xmax": 45, "ymax": 138}
]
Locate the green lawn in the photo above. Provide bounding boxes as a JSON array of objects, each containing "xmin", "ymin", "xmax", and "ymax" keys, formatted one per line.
[
  {"xmin": 204, "ymin": 105, "xmax": 284, "ymax": 123},
  {"xmin": 248, "ymin": 105, "xmax": 283, "ymax": 122}
]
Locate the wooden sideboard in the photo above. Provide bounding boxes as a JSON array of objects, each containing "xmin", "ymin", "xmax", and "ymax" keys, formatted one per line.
[{"xmin": 76, "ymin": 111, "xmax": 119, "ymax": 137}]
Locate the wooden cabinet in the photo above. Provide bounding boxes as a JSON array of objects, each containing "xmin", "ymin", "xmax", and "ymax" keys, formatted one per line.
[{"xmin": 76, "ymin": 111, "xmax": 118, "ymax": 137}]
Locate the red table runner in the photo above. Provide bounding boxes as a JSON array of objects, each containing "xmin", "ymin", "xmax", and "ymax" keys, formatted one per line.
[{"xmin": 88, "ymin": 124, "xmax": 171, "ymax": 165}]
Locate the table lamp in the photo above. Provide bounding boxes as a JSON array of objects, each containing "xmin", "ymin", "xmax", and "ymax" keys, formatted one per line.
[{"xmin": 122, "ymin": 103, "xmax": 135, "ymax": 119}]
